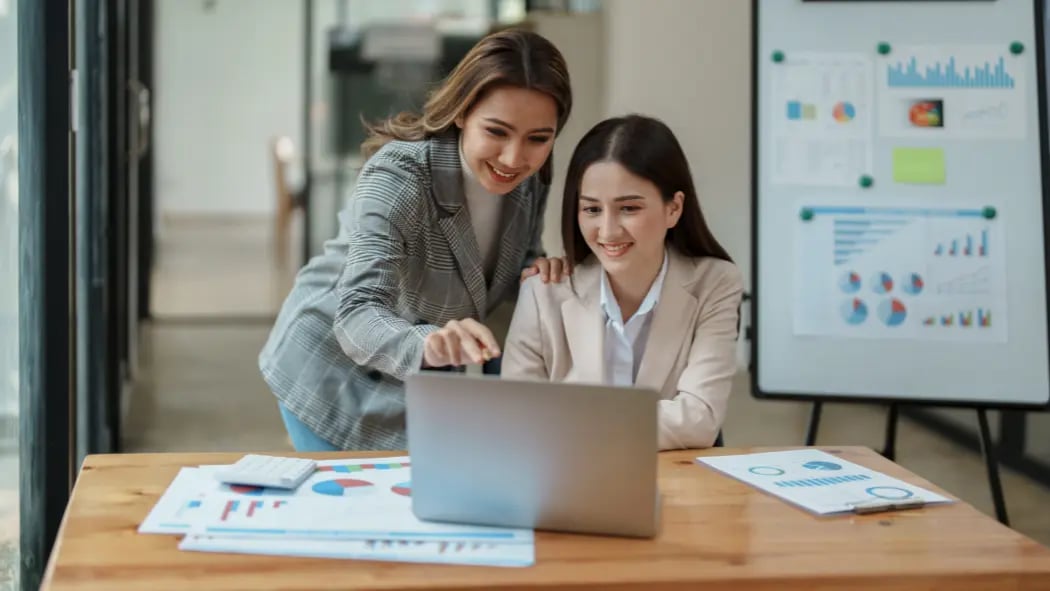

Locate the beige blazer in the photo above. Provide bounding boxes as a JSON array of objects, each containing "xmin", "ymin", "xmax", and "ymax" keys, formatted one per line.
[{"xmin": 501, "ymin": 248, "xmax": 744, "ymax": 450}]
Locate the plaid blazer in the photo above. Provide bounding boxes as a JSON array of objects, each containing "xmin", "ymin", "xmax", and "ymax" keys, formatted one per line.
[{"xmin": 259, "ymin": 130, "xmax": 548, "ymax": 450}]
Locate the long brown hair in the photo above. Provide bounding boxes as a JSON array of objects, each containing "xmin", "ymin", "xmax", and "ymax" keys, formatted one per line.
[
  {"xmin": 561, "ymin": 114, "xmax": 733, "ymax": 266},
  {"xmin": 360, "ymin": 29, "xmax": 572, "ymax": 184}
]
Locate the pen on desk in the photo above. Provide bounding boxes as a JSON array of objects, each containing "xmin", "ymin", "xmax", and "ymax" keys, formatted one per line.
[{"xmin": 848, "ymin": 497, "xmax": 926, "ymax": 514}]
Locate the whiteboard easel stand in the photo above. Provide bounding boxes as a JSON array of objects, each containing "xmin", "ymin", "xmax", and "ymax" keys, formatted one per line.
[
  {"xmin": 804, "ymin": 401, "xmax": 1008, "ymax": 526},
  {"xmin": 749, "ymin": 0, "xmax": 1050, "ymax": 531}
]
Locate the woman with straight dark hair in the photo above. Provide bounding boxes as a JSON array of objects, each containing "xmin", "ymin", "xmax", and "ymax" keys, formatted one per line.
[
  {"xmin": 261, "ymin": 29, "xmax": 573, "ymax": 451},
  {"xmin": 502, "ymin": 114, "xmax": 743, "ymax": 449}
]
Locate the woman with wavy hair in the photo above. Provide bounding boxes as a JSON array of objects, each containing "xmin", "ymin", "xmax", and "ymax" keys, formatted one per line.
[{"xmin": 261, "ymin": 29, "xmax": 573, "ymax": 451}]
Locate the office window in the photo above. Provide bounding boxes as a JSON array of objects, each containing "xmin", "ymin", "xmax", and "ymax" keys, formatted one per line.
[{"xmin": 0, "ymin": 0, "xmax": 17, "ymax": 588}]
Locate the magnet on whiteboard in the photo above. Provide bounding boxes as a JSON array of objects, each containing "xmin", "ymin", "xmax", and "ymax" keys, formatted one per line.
[
  {"xmin": 877, "ymin": 42, "xmax": 891, "ymax": 55},
  {"xmin": 982, "ymin": 206, "xmax": 997, "ymax": 219},
  {"xmin": 772, "ymin": 50, "xmax": 785, "ymax": 63},
  {"xmin": 1010, "ymin": 41, "xmax": 1024, "ymax": 55},
  {"xmin": 859, "ymin": 175, "xmax": 874, "ymax": 188},
  {"xmin": 800, "ymin": 207, "xmax": 814, "ymax": 221}
]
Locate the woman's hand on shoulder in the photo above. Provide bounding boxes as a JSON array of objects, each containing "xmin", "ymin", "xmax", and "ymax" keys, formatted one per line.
[{"xmin": 520, "ymin": 256, "xmax": 572, "ymax": 284}]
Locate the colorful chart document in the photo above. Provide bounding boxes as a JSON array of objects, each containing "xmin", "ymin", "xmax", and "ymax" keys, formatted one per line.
[
  {"xmin": 179, "ymin": 535, "xmax": 535, "ymax": 567},
  {"xmin": 139, "ymin": 456, "xmax": 535, "ymax": 567}
]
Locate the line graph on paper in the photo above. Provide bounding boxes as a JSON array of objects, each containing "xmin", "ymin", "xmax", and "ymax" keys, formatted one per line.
[{"xmin": 936, "ymin": 266, "xmax": 992, "ymax": 295}]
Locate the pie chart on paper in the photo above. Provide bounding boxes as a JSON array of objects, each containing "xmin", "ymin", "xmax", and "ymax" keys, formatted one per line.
[
  {"xmin": 903, "ymin": 273, "xmax": 924, "ymax": 295},
  {"xmin": 871, "ymin": 272, "xmax": 894, "ymax": 294},
  {"xmin": 839, "ymin": 271, "xmax": 862, "ymax": 294},
  {"xmin": 878, "ymin": 298, "xmax": 908, "ymax": 327},
  {"xmin": 841, "ymin": 298, "xmax": 868, "ymax": 326},
  {"xmin": 312, "ymin": 478, "xmax": 375, "ymax": 497},
  {"xmin": 803, "ymin": 461, "xmax": 842, "ymax": 471},
  {"xmin": 833, "ymin": 101, "xmax": 856, "ymax": 122}
]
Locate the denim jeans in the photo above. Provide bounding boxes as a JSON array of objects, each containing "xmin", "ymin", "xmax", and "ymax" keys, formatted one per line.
[{"xmin": 278, "ymin": 403, "xmax": 340, "ymax": 452}]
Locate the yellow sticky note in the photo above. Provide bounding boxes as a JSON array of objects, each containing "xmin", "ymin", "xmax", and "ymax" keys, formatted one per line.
[{"xmin": 892, "ymin": 148, "xmax": 945, "ymax": 184}]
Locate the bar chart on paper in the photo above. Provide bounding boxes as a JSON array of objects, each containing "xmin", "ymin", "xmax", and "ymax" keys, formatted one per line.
[
  {"xmin": 794, "ymin": 204, "xmax": 1007, "ymax": 342},
  {"xmin": 934, "ymin": 228, "xmax": 989, "ymax": 257},
  {"xmin": 887, "ymin": 55, "xmax": 1015, "ymax": 89}
]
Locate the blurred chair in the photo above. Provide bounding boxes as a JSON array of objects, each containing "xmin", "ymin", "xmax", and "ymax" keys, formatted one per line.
[{"xmin": 271, "ymin": 136, "xmax": 303, "ymax": 267}]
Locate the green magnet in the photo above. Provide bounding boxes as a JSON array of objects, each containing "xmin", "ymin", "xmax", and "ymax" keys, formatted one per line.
[
  {"xmin": 859, "ymin": 175, "xmax": 874, "ymax": 188},
  {"xmin": 800, "ymin": 207, "xmax": 814, "ymax": 221},
  {"xmin": 877, "ymin": 42, "xmax": 891, "ymax": 55},
  {"xmin": 772, "ymin": 50, "xmax": 785, "ymax": 63},
  {"xmin": 1010, "ymin": 41, "xmax": 1024, "ymax": 55},
  {"xmin": 982, "ymin": 206, "xmax": 997, "ymax": 220}
]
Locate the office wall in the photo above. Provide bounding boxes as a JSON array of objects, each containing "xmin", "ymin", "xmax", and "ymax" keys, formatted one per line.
[
  {"xmin": 602, "ymin": 0, "xmax": 752, "ymax": 287},
  {"xmin": 154, "ymin": 0, "xmax": 303, "ymax": 215},
  {"xmin": 531, "ymin": 12, "xmax": 605, "ymax": 257}
]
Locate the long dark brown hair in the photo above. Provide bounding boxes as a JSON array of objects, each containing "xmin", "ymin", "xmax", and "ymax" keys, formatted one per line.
[
  {"xmin": 561, "ymin": 114, "xmax": 733, "ymax": 266},
  {"xmin": 361, "ymin": 28, "xmax": 572, "ymax": 185}
]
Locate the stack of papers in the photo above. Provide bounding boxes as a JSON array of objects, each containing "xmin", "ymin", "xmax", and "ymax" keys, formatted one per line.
[
  {"xmin": 139, "ymin": 455, "xmax": 534, "ymax": 567},
  {"xmin": 697, "ymin": 449, "xmax": 954, "ymax": 515}
]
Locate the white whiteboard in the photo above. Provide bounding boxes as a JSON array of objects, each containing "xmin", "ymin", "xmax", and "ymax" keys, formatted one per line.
[{"xmin": 753, "ymin": 0, "xmax": 1050, "ymax": 407}]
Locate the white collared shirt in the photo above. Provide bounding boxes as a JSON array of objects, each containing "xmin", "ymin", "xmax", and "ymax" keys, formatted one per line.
[{"xmin": 599, "ymin": 252, "xmax": 669, "ymax": 386}]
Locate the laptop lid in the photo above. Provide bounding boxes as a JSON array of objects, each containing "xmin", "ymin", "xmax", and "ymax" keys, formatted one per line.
[{"xmin": 405, "ymin": 372, "xmax": 661, "ymax": 538}]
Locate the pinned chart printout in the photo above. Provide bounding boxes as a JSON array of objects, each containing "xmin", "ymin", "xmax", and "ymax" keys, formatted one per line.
[
  {"xmin": 793, "ymin": 203, "xmax": 1008, "ymax": 342},
  {"xmin": 877, "ymin": 44, "xmax": 1027, "ymax": 140},
  {"xmin": 697, "ymin": 449, "xmax": 953, "ymax": 515},
  {"xmin": 770, "ymin": 51, "xmax": 874, "ymax": 187}
]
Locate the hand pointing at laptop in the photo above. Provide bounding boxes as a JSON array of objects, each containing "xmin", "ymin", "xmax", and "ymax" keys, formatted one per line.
[{"xmin": 423, "ymin": 319, "xmax": 502, "ymax": 367}]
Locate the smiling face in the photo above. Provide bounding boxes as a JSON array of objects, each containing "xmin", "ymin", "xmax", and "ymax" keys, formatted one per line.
[
  {"xmin": 577, "ymin": 160, "xmax": 684, "ymax": 284},
  {"xmin": 456, "ymin": 85, "xmax": 559, "ymax": 195}
]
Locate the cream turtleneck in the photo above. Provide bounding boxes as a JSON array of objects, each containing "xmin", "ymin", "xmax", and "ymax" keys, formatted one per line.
[{"xmin": 458, "ymin": 139, "xmax": 504, "ymax": 281}]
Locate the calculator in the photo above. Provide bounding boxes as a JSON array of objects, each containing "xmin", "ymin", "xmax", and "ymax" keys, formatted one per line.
[{"xmin": 214, "ymin": 454, "xmax": 318, "ymax": 490}]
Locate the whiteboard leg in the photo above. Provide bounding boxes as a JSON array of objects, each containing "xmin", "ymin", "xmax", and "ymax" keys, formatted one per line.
[
  {"xmin": 805, "ymin": 402, "xmax": 822, "ymax": 446},
  {"xmin": 977, "ymin": 408, "xmax": 1010, "ymax": 527},
  {"xmin": 881, "ymin": 404, "xmax": 899, "ymax": 461}
]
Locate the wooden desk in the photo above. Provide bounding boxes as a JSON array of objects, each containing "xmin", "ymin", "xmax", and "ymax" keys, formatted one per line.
[{"xmin": 41, "ymin": 446, "xmax": 1050, "ymax": 590}]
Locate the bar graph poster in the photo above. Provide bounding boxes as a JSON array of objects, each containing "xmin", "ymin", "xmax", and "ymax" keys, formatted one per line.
[
  {"xmin": 794, "ymin": 203, "xmax": 1007, "ymax": 342},
  {"xmin": 770, "ymin": 52, "xmax": 874, "ymax": 187},
  {"xmin": 877, "ymin": 45, "xmax": 1027, "ymax": 139}
]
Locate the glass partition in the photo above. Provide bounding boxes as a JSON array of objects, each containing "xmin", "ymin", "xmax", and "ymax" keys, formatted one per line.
[{"xmin": 0, "ymin": 0, "xmax": 18, "ymax": 588}]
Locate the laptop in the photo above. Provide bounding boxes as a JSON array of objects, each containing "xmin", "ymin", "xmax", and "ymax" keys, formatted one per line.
[{"xmin": 404, "ymin": 372, "xmax": 661, "ymax": 538}]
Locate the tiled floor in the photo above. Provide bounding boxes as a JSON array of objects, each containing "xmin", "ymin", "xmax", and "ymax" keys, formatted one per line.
[
  {"xmin": 0, "ymin": 453, "xmax": 17, "ymax": 591},
  {"xmin": 125, "ymin": 216, "xmax": 1050, "ymax": 552},
  {"xmin": 150, "ymin": 214, "xmax": 300, "ymax": 319}
]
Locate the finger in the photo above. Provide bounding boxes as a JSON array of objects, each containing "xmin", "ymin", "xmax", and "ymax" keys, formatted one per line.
[
  {"xmin": 520, "ymin": 267, "xmax": 538, "ymax": 283},
  {"xmin": 549, "ymin": 258, "xmax": 563, "ymax": 281},
  {"xmin": 558, "ymin": 256, "xmax": 573, "ymax": 280},
  {"xmin": 427, "ymin": 333, "xmax": 448, "ymax": 367},
  {"xmin": 533, "ymin": 258, "xmax": 550, "ymax": 283},
  {"xmin": 461, "ymin": 319, "xmax": 500, "ymax": 357},
  {"xmin": 444, "ymin": 330, "xmax": 463, "ymax": 366},
  {"xmin": 451, "ymin": 322, "xmax": 485, "ymax": 364}
]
